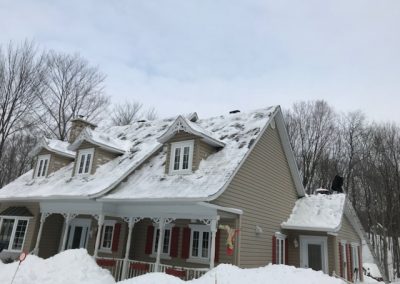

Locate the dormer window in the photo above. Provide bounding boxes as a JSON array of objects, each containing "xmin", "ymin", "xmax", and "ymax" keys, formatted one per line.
[
  {"xmin": 76, "ymin": 148, "xmax": 94, "ymax": 175},
  {"xmin": 169, "ymin": 140, "xmax": 194, "ymax": 174},
  {"xmin": 35, "ymin": 154, "xmax": 50, "ymax": 178}
]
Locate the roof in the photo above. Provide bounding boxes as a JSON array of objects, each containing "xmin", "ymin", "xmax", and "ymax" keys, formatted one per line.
[
  {"xmin": 0, "ymin": 106, "xmax": 304, "ymax": 201},
  {"xmin": 281, "ymin": 193, "xmax": 346, "ymax": 232},
  {"xmin": 0, "ymin": 206, "xmax": 33, "ymax": 217},
  {"xmin": 71, "ymin": 117, "xmax": 97, "ymax": 128},
  {"xmin": 31, "ymin": 138, "xmax": 75, "ymax": 159}
]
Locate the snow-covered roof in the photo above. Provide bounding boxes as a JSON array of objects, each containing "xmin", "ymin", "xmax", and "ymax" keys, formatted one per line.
[
  {"xmin": 281, "ymin": 193, "xmax": 346, "ymax": 232},
  {"xmin": 0, "ymin": 106, "xmax": 279, "ymax": 200},
  {"xmin": 68, "ymin": 128, "xmax": 131, "ymax": 154},
  {"xmin": 31, "ymin": 138, "xmax": 75, "ymax": 159}
]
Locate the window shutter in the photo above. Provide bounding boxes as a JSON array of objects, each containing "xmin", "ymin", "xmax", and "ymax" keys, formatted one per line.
[
  {"xmin": 349, "ymin": 245, "xmax": 353, "ymax": 282},
  {"xmin": 272, "ymin": 235, "xmax": 277, "ymax": 264},
  {"xmin": 338, "ymin": 243, "xmax": 343, "ymax": 277},
  {"xmin": 358, "ymin": 246, "xmax": 363, "ymax": 282},
  {"xmin": 215, "ymin": 229, "xmax": 221, "ymax": 263},
  {"xmin": 346, "ymin": 244, "xmax": 351, "ymax": 282},
  {"xmin": 285, "ymin": 238, "xmax": 288, "ymax": 264},
  {"xmin": 181, "ymin": 227, "xmax": 191, "ymax": 259},
  {"xmin": 170, "ymin": 227, "xmax": 180, "ymax": 257},
  {"xmin": 145, "ymin": 225, "xmax": 154, "ymax": 255},
  {"xmin": 111, "ymin": 223, "xmax": 121, "ymax": 252}
]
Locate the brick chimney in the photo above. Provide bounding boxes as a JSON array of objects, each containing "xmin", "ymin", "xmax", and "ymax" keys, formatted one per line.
[{"xmin": 68, "ymin": 116, "xmax": 97, "ymax": 143}]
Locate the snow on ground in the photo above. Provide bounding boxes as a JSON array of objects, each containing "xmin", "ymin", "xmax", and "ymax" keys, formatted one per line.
[
  {"xmin": 0, "ymin": 250, "xmax": 350, "ymax": 284},
  {"xmin": 363, "ymin": 262, "xmax": 383, "ymax": 280},
  {"xmin": 281, "ymin": 193, "xmax": 346, "ymax": 231}
]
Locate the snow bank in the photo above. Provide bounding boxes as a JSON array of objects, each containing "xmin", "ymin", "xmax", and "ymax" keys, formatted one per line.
[
  {"xmin": 363, "ymin": 262, "xmax": 383, "ymax": 279},
  {"xmin": 121, "ymin": 264, "xmax": 345, "ymax": 284},
  {"xmin": 282, "ymin": 193, "xmax": 346, "ymax": 231},
  {"xmin": 0, "ymin": 249, "xmax": 114, "ymax": 284}
]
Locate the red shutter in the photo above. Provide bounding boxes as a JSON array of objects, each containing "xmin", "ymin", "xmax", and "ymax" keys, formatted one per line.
[
  {"xmin": 284, "ymin": 238, "xmax": 288, "ymax": 264},
  {"xmin": 181, "ymin": 227, "xmax": 191, "ymax": 259},
  {"xmin": 215, "ymin": 229, "xmax": 221, "ymax": 263},
  {"xmin": 145, "ymin": 225, "xmax": 154, "ymax": 255},
  {"xmin": 170, "ymin": 227, "xmax": 180, "ymax": 257},
  {"xmin": 358, "ymin": 246, "xmax": 363, "ymax": 281},
  {"xmin": 272, "ymin": 235, "xmax": 277, "ymax": 264},
  {"xmin": 111, "ymin": 223, "xmax": 121, "ymax": 252},
  {"xmin": 349, "ymin": 245, "xmax": 353, "ymax": 282},
  {"xmin": 338, "ymin": 243, "xmax": 343, "ymax": 277},
  {"xmin": 346, "ymin": 244, "xmax": 351, "ymax": 282}
]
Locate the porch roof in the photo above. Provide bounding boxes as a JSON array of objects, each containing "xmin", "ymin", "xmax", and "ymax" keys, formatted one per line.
[
  {"xmin": 0, "ymin": 206, "xmax": 33, "ymax": 217},
  {"xmin": 281, "ymin": 193, "xmax": 346, "ymax": 232}
]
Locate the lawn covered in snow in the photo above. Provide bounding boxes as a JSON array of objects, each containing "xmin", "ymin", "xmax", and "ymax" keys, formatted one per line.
[{"xmin": 0, "ymin": 249, "xmax": 351, "ymax": 284}]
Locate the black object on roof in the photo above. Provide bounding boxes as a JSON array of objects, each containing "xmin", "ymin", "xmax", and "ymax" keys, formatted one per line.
[{"xmin": 0, "ymin": 206, "xmax": 33, "ymax": 217}]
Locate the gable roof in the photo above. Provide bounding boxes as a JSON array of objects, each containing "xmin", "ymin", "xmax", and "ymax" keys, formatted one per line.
[
  {"xmin": 0, "ymin": 106, "xmax": 305, "ymax": 201},
  {"xmin": 281, "ymin": 193, "xmax": 346, "ymax": 232},
  {"xmin": 31, "ymin": 138, "xmax": 75, "ymax": 159}
]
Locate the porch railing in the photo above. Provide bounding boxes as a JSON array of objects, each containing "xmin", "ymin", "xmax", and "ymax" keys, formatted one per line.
[{"xmin": 96, "ymin": 257, "xmax": 209, "ymax": 282}]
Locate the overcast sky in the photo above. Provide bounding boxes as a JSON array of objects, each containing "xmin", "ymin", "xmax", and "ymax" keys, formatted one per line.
[{"xmin": 1, "ymin": 0, "xmax": 399, "ymax": 122}]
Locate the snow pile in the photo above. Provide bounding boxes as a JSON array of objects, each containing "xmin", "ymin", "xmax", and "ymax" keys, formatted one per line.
[
  {"xmin": 363, "ymin": 262, "xmax": 383, "ymax": 280},
  {"xmin": 281, "ymin": 193, "xmax": 346, "ymax": 231},
  {"xmin": 0, "ymin": 249, "xmax": 114, "ymax": 284},
  {"xmin": 120, "ymin": 264, "xmax": 345, "ymax": 284},
  {"xmin": 47, "ymin": 139, "xmax": 76, "ymax": 157}
]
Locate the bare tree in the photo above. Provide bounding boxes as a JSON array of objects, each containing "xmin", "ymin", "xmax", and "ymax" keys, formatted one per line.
[
  {"xmin": 145, "ymin": 107, "xmax": 158, "ymax": 121},
  {"xmin": 111, "ymin": 100, "xmax": 143, "ymax": 126},
  {"xmin": 36, "ymin": 51, "xmax": 109, "ymax": 140}
]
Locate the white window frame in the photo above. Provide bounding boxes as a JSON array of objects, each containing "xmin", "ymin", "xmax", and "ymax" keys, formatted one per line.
[
  {"xmin": 35, "ymin": 154, "xmax": 51, "ymax": 178},
  {"xmin": 0, "ymin": 216, "xmax": 30, "ymax": 253},
  {"xmin": 151, "ymin": 224, "xmax": 173, "ymax": 259},
  {"xmin": 169, "ymin": 140, "xmax": 194, "ymax": 174},
  {"xmin": 99, "ymin": 220, "xmax": 116, "ymax": 253},
  {"xmin": 75, "ymin": 148, "xmax": 94, "ymax": 175},
  {"xmin": 275, "ymin": 232, "xmax": 287, "ymax": 265},
  {"xmin": 299, "ymin": 235, "xmax": 329, "ymax": 273},
  {"xmin": 351, "ymin": 243, "xmax": 360, "ymax": 273},
  {"xmin": 188, "ymin": 224, "xmax": 211, "ymax": 264}
]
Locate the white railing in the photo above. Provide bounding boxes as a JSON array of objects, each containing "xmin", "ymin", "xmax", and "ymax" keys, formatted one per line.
[{"xmin": 97, "ymin": 258, "xmax": 210, "ymax": 281}]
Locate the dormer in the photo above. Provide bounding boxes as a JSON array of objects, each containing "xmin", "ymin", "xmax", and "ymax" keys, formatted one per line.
[
  {"xmin": 157, "ymin": 115, "xmax": 225, "ymax": 174},
  {"xmin": 68, "ymin": 116, "xmax": 97, "ymax": 144},
  {"xmin": 68, "ymin": 128, "xmax": 129, "ymax": 176},
  {"xmin": 31, "ymin": 138, "xmax": 75, "ymax": 179}
]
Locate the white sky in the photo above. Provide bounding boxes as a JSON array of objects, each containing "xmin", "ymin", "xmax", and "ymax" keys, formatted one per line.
[{"xmin": 1, "ymin": 0, "xmax": 399, "ymax": 122}]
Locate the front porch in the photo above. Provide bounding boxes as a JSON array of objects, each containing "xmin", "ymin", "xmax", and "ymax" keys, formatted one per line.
[{"xmin": 34, "ymin": 200, "xmax": 240, "ymax": 281}]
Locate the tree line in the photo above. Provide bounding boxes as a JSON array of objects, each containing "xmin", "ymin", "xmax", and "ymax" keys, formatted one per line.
[
  {"xmin": 285, "ymin": 100, "xmax": 400, "ymax": 281},
  {"xmin": 0, "ymin": 41, "xmax": 156, "ymax": 187}
]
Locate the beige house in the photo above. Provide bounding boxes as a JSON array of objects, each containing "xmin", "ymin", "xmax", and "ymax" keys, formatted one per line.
[{"xmin": 0, "ymin": 106, "xmax": 364, "ymax": 282}]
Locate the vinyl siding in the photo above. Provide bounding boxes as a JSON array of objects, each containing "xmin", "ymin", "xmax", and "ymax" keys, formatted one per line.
[{"xmin": 212, "ymin": 125, "xmax": 299, "ymax": 268}]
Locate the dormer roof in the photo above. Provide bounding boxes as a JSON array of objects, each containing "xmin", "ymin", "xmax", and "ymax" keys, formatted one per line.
[
  {"xmin": 31, "ymin": 138, "xmax": 75, "ymax": 159},
  {"xmin": 157, "ymin": 115, "xmax": 225, "ymax": 148},
  {"xmin": 68, "ymin": 128, "xmax": 130, "ymax": 154}
]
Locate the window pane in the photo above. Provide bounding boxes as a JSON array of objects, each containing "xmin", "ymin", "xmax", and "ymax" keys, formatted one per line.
[
  {"xmin": 102, "ymin": 225, "xmax": 114, "ymax": 249},
  {"xmin": 192, "ymin": 231, "xmax": 199, "ymax": 257},
  {"xmin": 12, "ymin": 220, "xmax": 28, "ymax": 251},
  {"xmin": 163, "ymin": 229, "xmax": 170, "ymax": 254},
  {"xmin": 84, "ymin": 154, "xmax": 92, "ymax": 173},
  {"xmin": 41, "ymin": 159, "xmax": 48, "ymax": 177},
  {"xmin": 201, "ymin": 231, "xmax": 210, "ymax": 258},
  {"xmin": 0, "ymin": 219, "xmax": 15, "ymax": 249},
  {"xmin": 37, "ymin": 160, "xmax": 43, "ymax": 177},
  {"xmin": 173, "ymin": 148, "xmax": 181, "ymax": 170},
  {"xmin": 78, "ymin": 154, "xmax": 86, "ymax": 174},
  {"xmin": 182, "ymin": 147, "xmax": 190, "ymax": 170}
]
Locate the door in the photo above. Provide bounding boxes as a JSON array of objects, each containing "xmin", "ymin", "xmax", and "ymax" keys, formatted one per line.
[
  {"xmin": 65, "ymin": 219, "xmax": 91, "ymax": 250},
  {"xmin": 300, "ymin": 236, "xmax": 328, "ymax": 273}
]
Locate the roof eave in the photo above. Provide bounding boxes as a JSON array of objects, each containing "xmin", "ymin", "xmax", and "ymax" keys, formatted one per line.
[{"xmin": 280, "ymin": 223, "xmax": 340, "ymax": 233}]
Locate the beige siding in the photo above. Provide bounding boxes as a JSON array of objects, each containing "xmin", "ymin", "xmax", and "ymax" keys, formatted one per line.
[
  {"xmin": 164, "ymin": 132, "xmax": 216, "ymax": 174},
  {"xmin": 33, "ymin": 149, "xmax": 73, "ymax": 179},
  {"xmin": 0, "ymin": 202, "xmax": 40, "ymax": 260},
  {"xmin": 213, "ymin": 125, "xmax": 299, "ymax": 267}
]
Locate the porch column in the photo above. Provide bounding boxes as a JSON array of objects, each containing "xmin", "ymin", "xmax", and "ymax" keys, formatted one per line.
[
  {"xmin": 33, "ymin": 212, "xmax": 50, "ymax": 255},
  {"xmin": 121, "ymin": 217, "xmax": 139, "ymax": 280},
  {"xmin": 209, "ymin": 219, "xmax": 218, "ymax": 269},
  {"xmin": 154, "ymin": 217, "xmax": 165, "ymax": 273},
  {"xmin": 60, "ymin": 213, "xmax": 75, "ymax": 251},
  {"xmin": 94, "ymin": 214, "xmax": 104, "ymax": 258}
]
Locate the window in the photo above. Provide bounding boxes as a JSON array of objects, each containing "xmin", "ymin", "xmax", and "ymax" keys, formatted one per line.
[
  {"xmin": 189, "ymin": 225, "xmax": 211, "ymax": 262},
  {"xmin": 152, "ymin": 225, "xmax": 172, "ymax": 256},
  {"xmin": 100, "ymin": 220, "xmax": 115, "ymax": 252},
  {"xmin": 169, "ymin": 140, "xmax": 194, "ymax": 173},
  {"xmin": 0, "ymin": 218, "xmax": 29, "ymax": 252},
  {"xmin": 76, "ymin": 148, "xmax": 94, "ymax": 175},
  {"xmin": 352, "ymin": 244, "xmax": 359, "ymax": 272},
  {"xmin": 275, "ymin": 233, "xmax": 286, "ymax": 264},
  {"xmin": 35, "ymin": 154, "xmax": 50, "ymax": 178}
]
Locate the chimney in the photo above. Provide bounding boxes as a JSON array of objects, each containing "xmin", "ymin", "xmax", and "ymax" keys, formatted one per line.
[{"xmin": 68, "ymin": 116, "xmax": 97, "ymax": 143}]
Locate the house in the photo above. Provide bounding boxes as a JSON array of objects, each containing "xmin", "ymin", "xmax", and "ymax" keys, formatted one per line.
[{"xmin": 0, "ymin": 106, "xmax": 364, "ymax": 282}]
